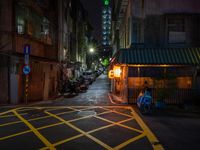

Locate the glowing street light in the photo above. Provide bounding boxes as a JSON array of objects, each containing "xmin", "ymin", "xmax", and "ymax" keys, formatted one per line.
[{"xmin": 89, "ymin": 48, "xmax": 94, "ymax": 53}]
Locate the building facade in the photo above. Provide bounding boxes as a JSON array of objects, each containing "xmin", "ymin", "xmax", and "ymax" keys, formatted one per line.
[
  {"xmin": 0, "ymin": 0, "xmax": 59, "ymax": 104},
  {"xmin": 110, "ymin": 0, "xmax": 200, "ymax": 104},
  {"xmin": 0, "ymin": 0, "xmax": 92, "ymax": 104},
  {"xmin": 61, "ymin": 0, "xmax": 92, "ymax": 79},
  {"xmin": 112, "ymin": 0, "xmax": 200, "ymax": 53}
]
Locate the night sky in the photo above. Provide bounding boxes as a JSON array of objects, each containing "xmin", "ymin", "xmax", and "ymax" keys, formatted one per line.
[{"xmin": 80, "ymin": 0, "xmax": 103, "ymax": 41}]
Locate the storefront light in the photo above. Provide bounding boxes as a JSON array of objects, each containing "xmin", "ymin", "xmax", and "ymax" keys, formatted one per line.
[{"xmin": 113, "ymin": 66, "xmax": 121, "ymax": 78}]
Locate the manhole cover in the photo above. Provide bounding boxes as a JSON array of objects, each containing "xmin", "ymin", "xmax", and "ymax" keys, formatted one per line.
[{"xmin": 77, "ymin": 110, "xmax": 97, "ymax": 116}]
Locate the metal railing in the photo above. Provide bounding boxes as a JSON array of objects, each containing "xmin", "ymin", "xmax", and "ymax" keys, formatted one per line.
[{"xmin": 128, "ymin": 88, "xmax": 197, "ymax": 104}]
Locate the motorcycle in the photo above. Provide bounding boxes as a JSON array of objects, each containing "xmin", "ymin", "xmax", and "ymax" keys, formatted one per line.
[
  {"xmin": 76, "ymin": 76, "xmax": 88, "ymax": 92},
  {"xmin": 137, "ymin": 90, "xmax": 152, "ymax": 114}
]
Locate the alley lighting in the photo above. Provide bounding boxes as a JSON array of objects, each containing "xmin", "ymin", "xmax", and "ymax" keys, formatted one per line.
[
  {"xmin": 99, "ymin": 58, "xmax": 102, "ymax": 61},
  {"xmin": 113, "ymin": 66, "xmax": 122, "ymax": 78},
  {"xmin": 89, "ymin": 48, "xmax": 94, "ymax": 53}
]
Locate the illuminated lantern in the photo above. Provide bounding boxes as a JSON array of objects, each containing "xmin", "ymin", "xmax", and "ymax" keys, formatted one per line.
[
  {"xmin": 113, "ymin": 66, "xmax": 121, "ymax": 78},
  {"xmin": 108, "ymin": 70, "xmax": 114, "ymax": 79}
]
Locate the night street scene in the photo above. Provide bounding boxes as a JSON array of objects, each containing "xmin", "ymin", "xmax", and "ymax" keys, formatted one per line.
[{"xmin": 0, "ymin": 0, "xmax": 200, "ymax": 150}]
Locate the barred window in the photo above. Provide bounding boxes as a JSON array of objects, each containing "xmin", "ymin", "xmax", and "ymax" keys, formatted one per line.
[{"xmin": 168, "ymin": 18, "xmax": 186, "ymax": 44}]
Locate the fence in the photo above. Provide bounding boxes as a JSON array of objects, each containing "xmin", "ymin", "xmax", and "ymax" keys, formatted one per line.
[{"xmin": 128, "ymin": 88, "xmax": 197, "ymax": 104}]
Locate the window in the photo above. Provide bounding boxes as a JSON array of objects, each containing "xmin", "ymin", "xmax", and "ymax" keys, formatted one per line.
[
  {"xmin": 41, "ymin": 17, "xmax": 49, "ymax": 35},
  {"xmin": 17, "ymin": 17, "xmax": 25, "ymax": 34},
  {"xmin": 168, "ymin": 18, "xmax": 186, "ymax": 44}
]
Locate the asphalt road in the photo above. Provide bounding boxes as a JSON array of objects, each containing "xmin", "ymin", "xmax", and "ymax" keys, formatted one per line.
[{"xmin": 0, "ymin": 74, "xmax": 200, "ymax": 150}]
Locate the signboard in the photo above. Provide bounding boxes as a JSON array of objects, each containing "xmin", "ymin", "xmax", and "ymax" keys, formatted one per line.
[
  {"xmin": 108, "ymin": 70, "xmax": 114, "ymax": 79},
  {"xmin": 23, "ymin": 65, "xmax": 31, "ymax": 75},
  {"xmin": 24, "ymin": 44, "xmax": 30, "ymax": 65},
  {"xmin": 24, "ymin": 55, "xmax": 29, "ymax": 65},
  {"xmin": 24, "ymin": 44, "xmax": 30, "ymax": 55}
]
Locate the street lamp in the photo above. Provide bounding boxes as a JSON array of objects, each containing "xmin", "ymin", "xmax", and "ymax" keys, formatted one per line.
[{"xmin": 89, "ymin": 48, "xmax": 94, "ymax": 53}]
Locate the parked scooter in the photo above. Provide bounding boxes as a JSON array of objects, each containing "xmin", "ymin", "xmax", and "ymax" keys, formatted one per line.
[
  {"xmin": 62, "ymin": 76, "xmax": 89, "ymax": 96},
  {"xmin": 137, "ymin": 89, "xmax": 152, "ymax": 114},
  {"xmin": 76, "ymin": 76, "xmax": 88, "ymax": 92},
  {"xmin": 66, "ymin": 78, "xmax": 80, "ymax": 95}
]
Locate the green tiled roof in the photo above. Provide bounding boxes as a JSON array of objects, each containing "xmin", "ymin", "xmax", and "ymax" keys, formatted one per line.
[{"xmin": 113, "ymin": 48, "xmax": 200, "ymax": 65}]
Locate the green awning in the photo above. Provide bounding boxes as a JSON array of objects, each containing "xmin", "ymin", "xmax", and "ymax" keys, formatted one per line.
[{"xmin": 113, "ymin": 48, "xmax": 200, "ymax": 65}]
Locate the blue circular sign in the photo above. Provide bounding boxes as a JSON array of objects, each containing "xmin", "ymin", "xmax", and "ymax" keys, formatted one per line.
[{"xmin": 23, "ymin": 66, "xmax": 31, "ymax": 75}]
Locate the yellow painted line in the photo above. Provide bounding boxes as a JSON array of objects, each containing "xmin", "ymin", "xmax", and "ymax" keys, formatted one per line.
[
  {"xmin": 102, "ymin": 107, "xmax": 134, "ymax": 118},
  {"xmin": 52, "ymin": 110, "xmax": 111, "ymax": 124},
  {"xmin": 88, "ymin": 117, "xmax": 134, "ymax": 134},
  {"xmin": 45, "ymin": 111, "xmax": 113, "ymax": 150},
  {"xmin": 17, "ymin": 108, "xmax": 36, "ymax": 112},
  {"xmin": 68, "ymin": 106, "xmax": 97, "ymax": 111},
  {"xmin": 12, "ymin": 110, "xmax": 55, "ymax": 150},
  {"xmin": 0, "ymin": 108, "xmax": 81, "ymax": 128},
  {"xmin": 53, "ymin": 134, "xmax": 84, "ymax": 147},
  {"xmin": 0, "ymin": 113, "xmax": 27, "ymax": 118},
  {"xmin": 65, "ymin": 106, "xmax": 102, "ymax": 113},
  {"xmin": 0, "ymin": 116, "xmax": 50, "ymax": 128},
  {"xmin": 71, "ymin": 110, "xmax": 111, "ymax": 121},
  {"xmin": 113, "ymin": 110, "xmax": 134, "ymax": 118},
  {"xmin": 0, "ymin": 130, "xmax": 31, "ymax": 141},
  {"xmin": 94, "ymin": 115, "xmax": 143, "ymax": 134},
  {"xmin": 37, "ymin": 122, "xmax": 64, "ymax": 130},
  {"xmin": 130, "ymin": 107, "xmax": 165, "ymax": 150},
  {"xmin": 28, "ymin": 115, "xmax": 50, "ymax": 121},
  {"xmin": 0, "ymin": 120, "xmax": 22, "ymax": 127},
  {"xmin": 14, "ymin": 106, "xmax": 132, "ymax": 110},
  {"xmin": 0, "ymin": 122, "xmax": 64, "ymax": 141},
  {"xmin": 39, "ymin": 134, "xmax": 84, "ymax": 150},
  {"xmin": 0, "ymin": 108, "xmax": 17, "ymax": 116},
  {"xmin": 55, "ymin": 110, "xmax": 77, "ymax": 116},
  {"xmin": 45, "ymin": 107, "xmax": 69, "ymax": 112},
  {"xmin": 41, "ymin": 115, "xmax": 134, "ymax": 149},
  {"xmin": 114, "ymin": 133, "xmax": 146, "ymax": 150}
]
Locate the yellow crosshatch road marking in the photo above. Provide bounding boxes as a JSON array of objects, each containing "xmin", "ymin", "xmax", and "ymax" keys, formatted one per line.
[
  {"xmin": 114, "ymin": 133, "xmax": 146, "ymax": 150},
  {"xmin": 45, "ymin": 111, "xmax": 113, "ymax": 150},
  {"xmin": 0, "ymin": 106, "xmax": 164, "ymax": 150},
  {"xmin": 0, "ymin": 130, "xmax": 32, "ymax": 141},
  {"xmin": 0, "ymin": 120, "xmax": 22, "ymax": 127},
  {"xmin": 101, "ymin": 107, "xmax": 134, "ymax": 118},
  {"xmin": 12, "ymin": 110, "xmax": 55, "ymax": 150},
  {"xmin": 130, "ymin": 107, "xmax": 165, "ymax": 150},
  {"xmin": 94, "ymin": 115, "xmax": 143, "ymax": 134},
  {"xmin": 0, "ymin": 108, "xmax": 17, "ymax": 116},
  {"xmin": 0, "ymin": 122, "xmax": 65, "ymax": 141},
  {"xmin": 0, "ymin": 113, "xmax": 27, "ymax": 118},
  {"xmin": 41, "ymin": 117, "xmax": 136, "ymax": 150}
]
